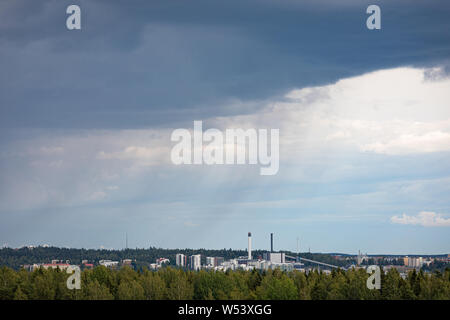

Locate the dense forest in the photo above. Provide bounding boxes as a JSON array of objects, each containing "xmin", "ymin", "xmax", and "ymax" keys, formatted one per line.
[
  {"xmin": 0, "ymin": 265, "xmax": 449, "ymax": 300},
  {"xmin": 0, "ymin": 246, "xmax": 351, "ymax": 270}
]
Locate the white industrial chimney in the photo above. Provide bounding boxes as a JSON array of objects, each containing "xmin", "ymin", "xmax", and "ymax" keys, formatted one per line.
[{"xmin": 248, "ymin": 232, "xmax": 252, "ymax": 260}]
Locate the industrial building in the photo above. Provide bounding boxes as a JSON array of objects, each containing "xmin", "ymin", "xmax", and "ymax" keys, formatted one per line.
[
  {"xmin": 263, "ymin": 252, "xmax": 286, "ymax": 264},
  {"xmin": 175, "ymin": 232, "xmax": 298, "ymax": 272}
]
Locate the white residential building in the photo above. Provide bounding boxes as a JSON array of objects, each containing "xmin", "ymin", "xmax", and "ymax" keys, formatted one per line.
[
  {"xmin": 206, "ymin": 257, "xmax": 215, "ymax": 267},
  {"xmin": 176, "ymin": 253, "xmax": 187, "ymax": 267},
  {"xmin": 190, "ymin": 254, "xmax": 201, "ymax": 271},
  {"xmin": 99, "ymin": 260, "xmax": 119, "ymax": 268},
  {"xmin": 408, "ymin": 257, "xmax": 423, "ymax": 268}
]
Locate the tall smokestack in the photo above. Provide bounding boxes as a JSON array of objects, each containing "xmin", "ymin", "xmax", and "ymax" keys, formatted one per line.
[
  {"xmin": 270, "ymin": 233, "xmax": 273, "ymax": 252},
  {"xmin": 248, "ymin": 232, "xmax": 252, "ymax": 260}
]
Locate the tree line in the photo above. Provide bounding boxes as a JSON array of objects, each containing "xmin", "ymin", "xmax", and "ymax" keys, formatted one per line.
[
  {"xmin": 0, "ymin": 246, "xmax": 351, "ymax": 270},
  {"xmin": 0, "ymin": 265, "xmax": 448, "ymax": 300}
]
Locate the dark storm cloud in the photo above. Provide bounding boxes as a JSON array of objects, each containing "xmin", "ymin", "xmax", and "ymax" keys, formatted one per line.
[{"xmin": 1, "ymin": 0, "xmax": 450, "ymax": 129}]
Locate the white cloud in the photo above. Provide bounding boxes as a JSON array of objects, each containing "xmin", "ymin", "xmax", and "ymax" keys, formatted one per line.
[
  {"xmin": 359, "ymin": 126, "xmax": 450, "ymax": 155},
  {"xmin": 184, "ymin": 221, "xmax": 199, "ymax": 227},
  {"xmin": 88, "ymin": 191, "xmax": 107, "ymax": 201},
  {"xmin": 39, "ymin": 146, "xmax": 64, "ymax": 155},
  {"xmin": 391, "ymin": 211, "xmax": 450, "ymax": 227},
  {"xmin": 212, "ymin": 67, "xmax": 450, "ymax": 160},
  {"xmin": 97, "ymin": 145, "xmax": 169, "ymax": 167}
]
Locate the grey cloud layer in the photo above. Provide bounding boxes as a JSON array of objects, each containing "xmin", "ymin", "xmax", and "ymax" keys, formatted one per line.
[{"xmin": 1, "ymin": 0, "xmax": 450, "ymax": 129}]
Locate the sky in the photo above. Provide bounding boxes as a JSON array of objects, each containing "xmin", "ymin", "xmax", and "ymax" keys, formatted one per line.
[{"xmin": 0, "ymin": 0, "xmax": 450, "ymax": 254}]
